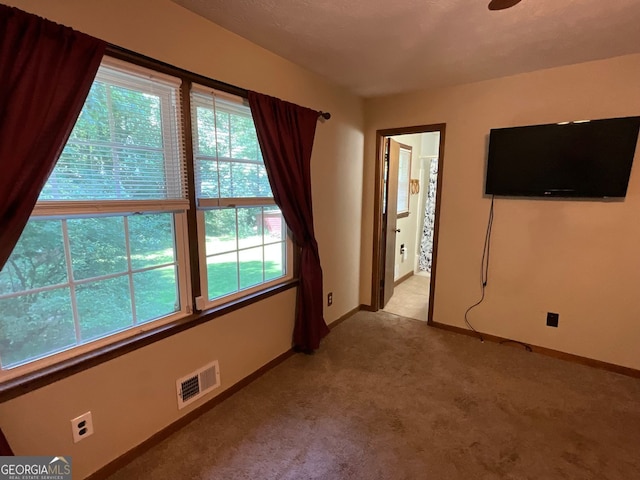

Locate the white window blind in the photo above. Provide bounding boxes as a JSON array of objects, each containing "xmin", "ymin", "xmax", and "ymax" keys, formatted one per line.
[
  {"xmin": 38, "ymin": 58, "xmax": 187, "ymax": 207},
  {"xmin": 191, "ymin": 86, "xmax": 273, "ymax": 206}
]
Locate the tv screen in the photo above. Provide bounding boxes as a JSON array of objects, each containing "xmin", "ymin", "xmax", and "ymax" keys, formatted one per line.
[{"xmin": 485, "ymin": 116, "xmax": 640, "ymax": 198}]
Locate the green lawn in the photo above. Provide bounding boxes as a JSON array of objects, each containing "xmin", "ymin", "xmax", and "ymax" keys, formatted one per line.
[{"xmin": 207, "ymin": 259, "xmax": 283, "ymax": 299}]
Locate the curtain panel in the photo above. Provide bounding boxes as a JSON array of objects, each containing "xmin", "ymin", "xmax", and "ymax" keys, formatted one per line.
[
  {"xmin": 0, "ymin": 428, "xmax": 12, "ymax": 456},
  {"xmin": 0, "ymin": 5, "xmax": 106, "ymax": 270},
  {"xmin": 248, "ymin": 91, "xmax": 329, "ymax": 352}
]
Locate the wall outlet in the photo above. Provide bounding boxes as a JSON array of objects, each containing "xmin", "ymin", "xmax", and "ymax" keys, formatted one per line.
[
  {"xmin": 327, "ymin": 292, "xmax": 333, "ymax": 306},
  {"xmin": 546, "ymin": 312, "xmax": 559, "ymax": 328},
  {"xmin": 71, "ymin": 411, "xmax": 94, "ymax": 443}
]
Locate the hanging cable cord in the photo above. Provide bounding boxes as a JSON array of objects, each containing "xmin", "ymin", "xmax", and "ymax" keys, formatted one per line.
[{"xmin": 464, "ymin": 195, "xmax": 495, "ymax": 342}]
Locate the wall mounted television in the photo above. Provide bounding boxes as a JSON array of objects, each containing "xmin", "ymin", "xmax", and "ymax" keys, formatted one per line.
[{"xmin": 485, "ymin": 116, "xmax": 640, "ymax": 198}]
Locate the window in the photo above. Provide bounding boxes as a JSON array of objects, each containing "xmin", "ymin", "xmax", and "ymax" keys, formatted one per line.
[
  {"xmin": 0, "ymin": 58, "xmax": 191, "ymax": 375},
  {"xmin": 397, "ymin": 144, "xmax": 412, "ymax": 215},
  {"xmin": 0, "ymin": 57, "xmax": 293, "ymax": 380},
  {"xmin": 191, "ymin": 87, "xmax": 292, "ymax": 308}
]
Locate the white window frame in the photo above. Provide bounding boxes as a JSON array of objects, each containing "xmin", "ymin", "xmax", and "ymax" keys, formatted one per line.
[
  {"xmin": 190, "ymin": 86, "xmax": 293, "ymax": 311},
  {"xmin": 0, "ymin": 211, "xmax": 191, "ymax": 380},
  {"xmin": 195, "ymin": 208, "xmax": 294, "ymax": 310}
]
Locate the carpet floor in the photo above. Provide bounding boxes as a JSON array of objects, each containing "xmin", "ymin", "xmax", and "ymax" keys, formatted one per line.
[{"xmin": 107, "ymin": 311, "xmax": 640, "ymax": 479}]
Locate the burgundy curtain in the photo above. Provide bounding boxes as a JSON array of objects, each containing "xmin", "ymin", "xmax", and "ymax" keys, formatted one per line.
[
  {"xmin": 0, "ymin": 428, "xmax": 13, "ymax": 456},
  {"xmin": 248, "ymin": 91, "xmax": 329, "ymax": 352},
  {"xmin": 0, "ymin": 5, "xmax": 106, "ymax": 270}
]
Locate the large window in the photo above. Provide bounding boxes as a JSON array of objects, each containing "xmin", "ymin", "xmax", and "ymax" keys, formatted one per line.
[
  {"xmin": 0, "ymin": 57, "xmax": 291, "ymax": 380},
  {"xmin": 191, "ymin": 87, "xmax": 291, "ymax": 309},
  {"xmin": 0, "ymin": 58, "xmax": 190, "ymax": 374}
]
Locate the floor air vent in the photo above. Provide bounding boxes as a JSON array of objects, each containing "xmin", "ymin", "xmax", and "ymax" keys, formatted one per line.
[{"xmin": 176, "ymin": 360, "xmax": 220, "ymax": 409}]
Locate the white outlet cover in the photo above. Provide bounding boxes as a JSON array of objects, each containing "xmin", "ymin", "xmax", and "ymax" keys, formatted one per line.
[{"xmin": 71, "ymin": 412, "xmax": 94, "ymax": 443}]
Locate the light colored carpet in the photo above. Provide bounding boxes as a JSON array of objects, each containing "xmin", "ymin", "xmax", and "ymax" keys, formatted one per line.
[
  {"xmin": 107, "ymin": 311, "xmax": 640, "ymax": 480},
  {"xmin": 383, "ymin": 274, "xmax": 430, "ymax": 321}
]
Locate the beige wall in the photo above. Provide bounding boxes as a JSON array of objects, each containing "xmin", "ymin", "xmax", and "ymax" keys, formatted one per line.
[
  {"xmin": 362, "ymin": 54, "xmax": 640, "ymax": 370},
  {"xmin": 0, "ymin": 1, "xmax": 364, "ymax": 478}
]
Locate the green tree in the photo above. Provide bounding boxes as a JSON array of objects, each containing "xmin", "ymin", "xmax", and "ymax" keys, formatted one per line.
[{"xmin": 0, "ymin": 220, "xmax": 75, "ymax": 366}]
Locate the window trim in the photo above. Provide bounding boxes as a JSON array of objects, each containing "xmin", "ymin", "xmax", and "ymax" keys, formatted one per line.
[
  {"xmin": 0, "ymin": 45, "xmax": 301, "ymax": 398},
  {"xmin": 396, "ymin": 143, "xmax": 412, "ymax": 216}
]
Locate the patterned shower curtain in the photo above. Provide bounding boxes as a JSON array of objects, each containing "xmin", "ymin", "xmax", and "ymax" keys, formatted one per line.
[{"xmin": 418, "ymin": 158, "xmax": 438, "ymax": 273}]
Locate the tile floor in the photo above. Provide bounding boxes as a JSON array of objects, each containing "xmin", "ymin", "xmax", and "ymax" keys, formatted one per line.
[{"xmin": 382, "ymin": 273, "xmax": 430, "ymax": 321}]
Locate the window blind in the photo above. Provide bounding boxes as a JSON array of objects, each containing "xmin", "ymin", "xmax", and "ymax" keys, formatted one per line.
[
  {"xmin": 191, "ymin": 85, "xmax": 273, "ymax": 206},
  {"xmin": 38, "ymin": 58, "xmax": 187, "ymax": 206}
]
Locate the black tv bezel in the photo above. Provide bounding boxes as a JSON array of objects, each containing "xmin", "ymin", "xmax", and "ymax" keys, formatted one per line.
[{"xmin": 484, "ymin": 116, "xmax": 640, "ymax": 199}]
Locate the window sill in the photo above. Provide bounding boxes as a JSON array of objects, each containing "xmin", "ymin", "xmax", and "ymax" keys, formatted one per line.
[
  {"xmin": 0, "ymin": 279, "xmax": 299, "ymax": 403},
  {"xmin": 397, "ymin": 211, "xmax": 410, "ymax": 219}
]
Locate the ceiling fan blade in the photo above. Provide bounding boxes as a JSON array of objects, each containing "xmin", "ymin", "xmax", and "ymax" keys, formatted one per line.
[{"xmin": 488, "ymin": 0, "xmax": 523, "ymax": 10}]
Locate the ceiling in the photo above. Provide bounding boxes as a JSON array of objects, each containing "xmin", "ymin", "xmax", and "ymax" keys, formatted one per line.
[{"xmin": 171, "ymin": 0, "xmax": 640, "ymax": 97}]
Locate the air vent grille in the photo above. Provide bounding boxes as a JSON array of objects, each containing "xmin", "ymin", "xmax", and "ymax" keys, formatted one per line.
[
  {"xmin": 176, "ymin": 360, "xmax": 220, "ymax": 409},
  {"xmin": 200, "ymin": 366, "xmax": 216, "ymax": 391},
  {"xmin": 180, "ymin": 375, "xmax": 200, "ymax": 402}
]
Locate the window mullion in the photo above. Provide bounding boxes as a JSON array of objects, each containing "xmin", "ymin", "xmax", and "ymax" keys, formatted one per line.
[
  {"xmin": 61, "ymin": 219, "xmax": 82, "ymax": 345},
  {"xmin": 261, "ymin": 206, "xmax": 266, "ymax": 283},
  {"xmin": 181, "ymin": 80, "xmax": 202, "ymax": 302},
  {"xmin": 173, "ymin": 212, "xmax": 192, "ymax": 314},
  {"xmin": 227, "ymin": 113, "xmax": 233, "ymax": 197},
  {"xmin": 123, "ymin": 216, "xmax": 137, "ymax": 326},
  {"xmin": 0, "ymin": 282, "xmax": 70, "ymax": 301},
  {"xmin": 235, "ymin": 208, "xmax": 240, "ymax": 291}
]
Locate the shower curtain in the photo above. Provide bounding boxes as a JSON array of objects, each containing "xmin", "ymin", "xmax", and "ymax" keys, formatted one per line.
[{"xmin": 418, "ymin": 158, "xmax": 438, "ymax": 273}]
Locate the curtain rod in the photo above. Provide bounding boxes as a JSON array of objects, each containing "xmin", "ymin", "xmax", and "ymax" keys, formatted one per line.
[{"xmin": 105, "ymin": 44, "xmax": 331, "ymax": 121}]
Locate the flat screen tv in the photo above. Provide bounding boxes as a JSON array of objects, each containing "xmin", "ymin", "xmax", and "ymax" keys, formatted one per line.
[{"xmin": 485, "ymin": 116, "xmax": 640, "ymax": 198}]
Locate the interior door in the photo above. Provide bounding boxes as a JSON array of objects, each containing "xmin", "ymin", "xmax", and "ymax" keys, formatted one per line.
[{"xmin": 382, "ymin": 138, "xmax": 400, "ymax": 307}]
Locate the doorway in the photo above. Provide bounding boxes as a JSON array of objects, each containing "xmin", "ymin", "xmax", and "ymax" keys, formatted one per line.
[{"xmin": 371, "ymin": 124, "xmax": 445, "ymax": 324}]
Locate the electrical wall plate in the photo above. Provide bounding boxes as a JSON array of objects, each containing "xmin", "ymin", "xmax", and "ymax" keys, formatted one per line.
[{"xmin": 71, "ymin": 411, "xmax": 94, "ymax": 443}]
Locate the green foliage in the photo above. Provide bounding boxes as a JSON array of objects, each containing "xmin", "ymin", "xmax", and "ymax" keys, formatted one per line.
[
  {"xmin": 39, "ymin": 81, "xmax": 167, "ymax": 201},
  {"xmin": 205, "ymin": 207, "xmax": 264, "ymax": 240},
  {"xmin": 195, "ymin": 105, "xmax": 272, "ymax": 199},
  {"xmin": 0, "ymin": 214, "xmax": 178, "ymax": 368},
  {"xmin": 68, "ymin": 217, "xmax": 127, "ymax": 280},
  {"xmin": 0, "ymin": 220, "xmax": 74, "ymax": 366}
]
